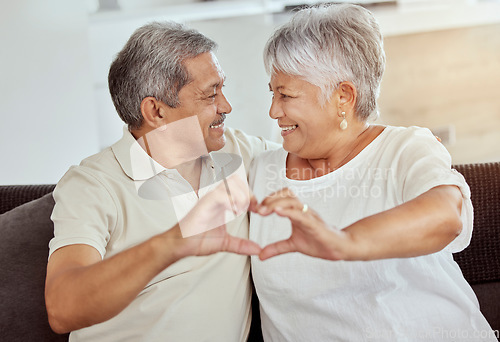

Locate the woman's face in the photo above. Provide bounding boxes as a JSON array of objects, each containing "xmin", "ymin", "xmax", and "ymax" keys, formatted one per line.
[{"xmin": 268, "ymin": 72, "xmax": 339, "ymax": 158}]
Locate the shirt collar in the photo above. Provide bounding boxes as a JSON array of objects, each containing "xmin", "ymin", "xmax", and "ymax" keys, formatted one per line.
[
  {"xmin": 111, "ymin": 126, "xmax": 233, "ymax": 181},
  {"xmin": 112, "ymin": 126, "xmax": 167, "ymax": 181}
]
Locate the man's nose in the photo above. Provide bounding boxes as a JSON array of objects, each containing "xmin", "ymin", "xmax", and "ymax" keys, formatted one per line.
[{"xmin": 218, "ymin": 92, "xmax": 232, "ymax": 114}]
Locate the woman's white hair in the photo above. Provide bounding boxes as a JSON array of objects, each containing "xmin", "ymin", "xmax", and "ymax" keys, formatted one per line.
[{"xmin": 264, "ymin": 4, "xmax": 386, "ymax": 121}]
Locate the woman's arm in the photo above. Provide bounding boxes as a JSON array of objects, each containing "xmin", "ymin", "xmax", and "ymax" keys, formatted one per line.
[{"xmin": 255, "ymin": 185, "xmax": 463, "ymax": 261}]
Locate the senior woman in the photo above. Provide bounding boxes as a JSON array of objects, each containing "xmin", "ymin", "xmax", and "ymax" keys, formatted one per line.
[{"xmin": 249, "ymin": 4, "xmax": 496, "ymax": 341}]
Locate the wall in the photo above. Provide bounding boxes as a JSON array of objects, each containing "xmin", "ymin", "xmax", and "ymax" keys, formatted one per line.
[
  {"xmin": 0, "ymin": 0, "xmax": 99, "ymax": 185},
  {"xmin": 88, "ymin": 14, "xmax": 279, "ymax": 150},
  {"xmin": 1, "ymin": 2, "xmax": 499, "ymax": 185},
  {"xmin": 189, "ymin": 15, "xmax": 279, "ymax": 142},
  {"xmin": 378, "ymin": 23, "xmax": 500, "ymax": 164},
  {"xmin": 89, "ymin": 1, "xmax": 500, "ymax": 163}
]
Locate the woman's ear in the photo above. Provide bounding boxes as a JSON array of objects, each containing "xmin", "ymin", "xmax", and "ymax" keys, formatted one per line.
[
  {"xmin": 337, "ymin": 82, "xmax": 357, "ymax": 111},
  {"xmin": 140, "ymin": 97, "xmax": 165, "ymax": 129}
]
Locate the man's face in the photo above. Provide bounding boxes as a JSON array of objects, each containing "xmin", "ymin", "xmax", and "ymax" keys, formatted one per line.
[{"xmin": 163, "ymin": 52, "xmax": 232, "ymax": 153}]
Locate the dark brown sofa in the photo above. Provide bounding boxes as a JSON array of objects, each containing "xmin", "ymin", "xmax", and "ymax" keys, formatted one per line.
[{"xmin": 1, "ymin": 163, "xmax": 499, "ymax": 341}]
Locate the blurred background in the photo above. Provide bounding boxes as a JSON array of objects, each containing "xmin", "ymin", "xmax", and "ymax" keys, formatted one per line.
[{"xmin": 1, "ymin": 0, "xmax": 499, "ymax": 184}]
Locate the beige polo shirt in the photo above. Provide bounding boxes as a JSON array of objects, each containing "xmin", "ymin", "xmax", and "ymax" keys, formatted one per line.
[{"xmin": 49, "ymin": 127, "xmax": 273, "ymax": 342}]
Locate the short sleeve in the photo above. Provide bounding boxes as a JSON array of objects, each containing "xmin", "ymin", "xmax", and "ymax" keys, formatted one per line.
[
  {"xmin": 396, "ymin": 127, "xmax": 473, "ymax": 253},
  {"xmin": 49, "ymin": 166, "xmax": 118, "ymax": 259}
]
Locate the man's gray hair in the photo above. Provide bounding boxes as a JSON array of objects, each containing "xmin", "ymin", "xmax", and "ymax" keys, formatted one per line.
[
  {"xmin": 264, "ymin": 4, "xmax": 386, "ymax": 121},
  {"xmin": 108, "ymin": 21, "xmax": 217, "ymax": 130}
]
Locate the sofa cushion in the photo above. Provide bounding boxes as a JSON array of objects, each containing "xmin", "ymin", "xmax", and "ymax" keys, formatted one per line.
[
  {"xmin": 0, "ymin": 193, "xmax": 68, "ymax": 341},
  {"xmin": 471, "ymin": 282, "xmax": 500, "ymax": 332}
]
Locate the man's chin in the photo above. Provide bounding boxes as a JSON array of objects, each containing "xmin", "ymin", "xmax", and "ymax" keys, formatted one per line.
[{"xmin": 206, "ymin": 136, "xmax": 226, "ymax": 153}]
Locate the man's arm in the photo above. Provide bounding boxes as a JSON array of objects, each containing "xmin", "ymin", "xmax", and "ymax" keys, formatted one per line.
[
  {"xmin": 45, "ymin": 174, "xmax": 260, "ymax": 334},
  {"xmin": 45, "ymin": 233, "xmax": 179, "ymax": 333}
]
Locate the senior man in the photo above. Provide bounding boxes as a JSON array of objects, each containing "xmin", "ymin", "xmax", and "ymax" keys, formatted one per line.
[{"xmin": 45, "ymin": 22, "xmax": 274, "ymax": 341}]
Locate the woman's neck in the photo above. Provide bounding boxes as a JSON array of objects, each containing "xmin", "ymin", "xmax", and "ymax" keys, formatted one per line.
[
  {"xmin": 310, "ymin": 123, "xmax": 371, "ymax": 170},
  {"xmin": 287, "ymin": 124, "xmax": 385, "ymax": 180}
]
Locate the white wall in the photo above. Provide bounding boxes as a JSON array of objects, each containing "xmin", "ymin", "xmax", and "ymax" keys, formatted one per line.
[
  {"xmin": 2, "ymin": 1, "xmax": 499, "ymax": 185},
  {"xmin": 0, "ymin": 0, "xmax": 99, "ymax": 184},
  {"xmin": 189, "ymin": 15, "xmax": 279, "ymax": 142},
  {"xmin": 0, "ymin": 1, "xmax": 279, "ymax": 185},
  {"xmin": 89, "ymin": 13, "xmax": 280, "ymax": 150}
]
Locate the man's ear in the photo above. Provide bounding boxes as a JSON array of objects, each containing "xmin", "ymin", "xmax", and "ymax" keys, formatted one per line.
[
  {"xmin": 140, "ymin": 97, "xmax": 165, "ymax": 129},
  {"xmin": 337, "ymin": 81, "xmax": 357, "ymax": 112}
]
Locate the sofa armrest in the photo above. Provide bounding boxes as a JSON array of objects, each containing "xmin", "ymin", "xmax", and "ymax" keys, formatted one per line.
[{"xmin": 452, "ymin": 162, "xmax": 500, "ymax": 332}]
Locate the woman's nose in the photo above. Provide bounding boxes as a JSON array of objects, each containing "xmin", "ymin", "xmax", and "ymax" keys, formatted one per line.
[{"xmin": 269, "ymin": 98, "xmax": 283, "ymax": 120}]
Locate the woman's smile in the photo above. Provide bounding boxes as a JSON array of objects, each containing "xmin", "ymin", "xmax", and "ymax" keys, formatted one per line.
[{"xmin": 280, "ymin": 124, "xmax": 298, "ymax": 136}]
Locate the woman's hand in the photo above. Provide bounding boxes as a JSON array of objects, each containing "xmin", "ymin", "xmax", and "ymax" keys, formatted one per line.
[
  {"xmin": 253, "ymin": 188, "xmax": 353, "ymax": 261},
  {"xmin": 171, "ymin": 174, "xmax": 262, "ymax": 258},
  {"xmin": 254, "ymin": 185, "xmax": 464, "ymax": 261}
]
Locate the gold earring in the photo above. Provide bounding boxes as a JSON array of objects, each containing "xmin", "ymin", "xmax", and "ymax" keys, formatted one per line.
[{"xmin": 340, "ymin": 111, "xmax": 348, "ymax": 130}]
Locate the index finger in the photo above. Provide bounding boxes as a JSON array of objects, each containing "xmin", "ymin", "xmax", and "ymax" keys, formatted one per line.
[{"xmin": 258, "ymin": 188, "xmax": 302, "ymax": 215}]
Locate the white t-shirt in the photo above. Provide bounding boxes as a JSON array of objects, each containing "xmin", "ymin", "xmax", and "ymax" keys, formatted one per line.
[
  {"xmin": 249, "ymin": 126, "xmax": 496, "ymax": 341},
  {"xmin": 50, "ymin": 127, "xmax": 274, "ymax": 342}
]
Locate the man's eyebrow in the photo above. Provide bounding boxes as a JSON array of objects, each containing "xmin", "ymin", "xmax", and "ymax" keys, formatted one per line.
[
  {"xmin": 215, "ymin": 75, "xmax": 227, "ymax": 88},
  {"xmin": 203, "ymin": 76, "xmax": 226, "ymax": 93}
]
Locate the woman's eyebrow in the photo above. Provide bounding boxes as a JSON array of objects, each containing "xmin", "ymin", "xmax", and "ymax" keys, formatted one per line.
[{"xmin": 269, "ymin": 83, "xmax": 285, "ymax": 92}]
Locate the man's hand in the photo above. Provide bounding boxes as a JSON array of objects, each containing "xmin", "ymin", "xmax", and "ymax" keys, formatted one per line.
[
  {"xmin": 170, "ymin": 173, "xmax": 261, "ymax": 258},
  {"xmin": 46, "ymin": 174, "xmax": 261, "ymax": 334}
]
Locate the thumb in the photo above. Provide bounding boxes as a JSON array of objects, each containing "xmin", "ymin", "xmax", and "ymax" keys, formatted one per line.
[
  {"xmin": 223, "ymin": 235, "xmax": 262, "ymax": 256},
  {"xmin": 259, "ymin": 239, "xmax": 295, "ymax": 260}
]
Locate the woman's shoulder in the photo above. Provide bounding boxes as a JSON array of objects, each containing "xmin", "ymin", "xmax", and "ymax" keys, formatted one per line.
[
  {"xmin": 379, "ymin": 125, "xmax": 452, "ymax": 166},
  {"xmin": 364, "ymin": 125, "xmax": 448, "ymax": 167},
  {"xmin": 381, "ymin": 125, "xmax": 435, "ymax": 140},
  {"xmin": 377, "ymin": 125, "xmax": 441, "ymax": 151}
]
